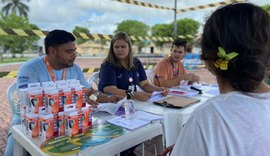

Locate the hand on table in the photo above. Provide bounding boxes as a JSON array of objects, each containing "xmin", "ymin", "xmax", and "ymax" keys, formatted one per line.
[
  {"xmin": 133, "ymin": 92, "xmax": 152, "ymax": 101},
  {"xmin": 157, "ymin": 87, "xmax": 169, "ymax": 96},
  {"xmin": 185, "ymin": 73, "xmax": 200, "ymax": 84},
  {"xmin": 107, "ymin": 94, "xmax": 123, "ymax": 103}
]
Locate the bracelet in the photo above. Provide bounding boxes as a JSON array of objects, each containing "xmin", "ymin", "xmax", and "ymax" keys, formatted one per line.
[{"xmin": 107, "ymin": 93, "xmax": 112, "ymax": 99}]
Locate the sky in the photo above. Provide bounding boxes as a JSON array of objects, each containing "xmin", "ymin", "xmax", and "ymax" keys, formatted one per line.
[{"xmin": 0, "ymin": 0, "xmax": 269, "ymax": 35}]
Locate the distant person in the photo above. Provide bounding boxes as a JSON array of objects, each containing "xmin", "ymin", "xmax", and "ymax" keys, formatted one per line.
[
  {"xmin": 159, "ymin": 3, "xmax": 270, "ymax": 156},
  {"xmin": 4, "ymin": 29, "xmax": 117, "ymax": 156},
  {"xmin": 186, "ymin": 46, "xmax": 193, "ymax": 53},
  {"xmin": 98, "ymin": 31, "xmax": 168, "ymax": 101},
  {"xmin": 38, "ymin": 46, "xmax": 43, "ymax": 56},
  {"xmin": 154, "ymin": 39, "xmax": 200, "ymax": 88}
]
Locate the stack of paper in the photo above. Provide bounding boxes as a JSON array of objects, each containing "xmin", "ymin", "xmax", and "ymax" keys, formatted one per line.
[{"xmin": 107, "ymin": 111, "xmax": 163, "ymax": 130}]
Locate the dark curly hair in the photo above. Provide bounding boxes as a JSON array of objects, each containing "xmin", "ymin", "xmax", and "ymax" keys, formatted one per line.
[{"xmin": 201, "ymin": 3, "xmax": 270, "ymax": 92}]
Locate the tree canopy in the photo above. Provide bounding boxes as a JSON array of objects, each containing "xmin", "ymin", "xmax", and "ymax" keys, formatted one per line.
[
  {"xmin": 114, "ymin": 20, "xmax": 150, "ymax": 36},
  {"xmin": 1, "ymin": 0, "xmax": 30, "ymax": 18},
  {"xmin": 262, "ymin": 4, "xmax": 270, "ymax": 14},
  {"xmin": 152, "ymin": 18, "xmax": 200, "ymax": 47},
  {"xmin": 115, "ymin": 20, "xmax": 150, "ymax": 53},
  {"xmin": 175, "ymin": 18, "xmax": 200, "ymax": 41},
  {"xmin": 0, "ymin": 13, "xmax": 39, "ymax": 56},
  {"xmin": 72, "ymin": 26, "xmax": 90, "ymax": 45}
]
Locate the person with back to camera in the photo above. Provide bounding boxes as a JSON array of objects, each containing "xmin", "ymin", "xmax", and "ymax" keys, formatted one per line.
[
  {"xmin": 154, "ymin": 39, "xmax": 200, "ymax": 88},
  {"xmin": 98, "ymin": 31, "xmax": 168, "ymax": 102},
  {"xmin": 159, "ymin": 2, "xmax": 270, "ymax": 156},
  {"xmin": 4, "ymin": 29, "xmax": 118, "ymax": 156}
]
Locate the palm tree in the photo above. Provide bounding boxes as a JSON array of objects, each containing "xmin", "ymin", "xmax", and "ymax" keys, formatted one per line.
[{"xmin": 1, "ymin": 0, "xmax": 30, "ymax": 18}]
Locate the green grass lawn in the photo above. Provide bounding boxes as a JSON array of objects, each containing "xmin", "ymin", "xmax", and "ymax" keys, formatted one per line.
[{"xmin": 0, "ymin": 57, "xmax": 32, "ymax": 64}]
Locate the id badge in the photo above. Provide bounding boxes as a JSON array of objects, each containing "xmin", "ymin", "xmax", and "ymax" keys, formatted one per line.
[{"xmin": 128, "ymin": 85, "xmax": 134, "ymax": 92}]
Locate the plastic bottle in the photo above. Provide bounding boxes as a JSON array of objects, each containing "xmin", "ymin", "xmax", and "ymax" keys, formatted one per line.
[{"xmin": 124, "ymin": 90, "xmax": 136, "ymax": 119}]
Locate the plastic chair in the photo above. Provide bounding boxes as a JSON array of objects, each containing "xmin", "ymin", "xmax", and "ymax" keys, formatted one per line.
[
  {"xmin": 88, "ymin": 72, "xmax": 100, "ymax": 90},
  {"xmin": 6, "ymin": 82, "xmax": 17, "ymax": 116},
  {"xmin": 145, "ymin": 68, "xmax": 156, "ymax": 84}
]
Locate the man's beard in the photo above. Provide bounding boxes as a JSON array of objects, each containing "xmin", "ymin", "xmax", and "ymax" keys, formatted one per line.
[
  {"xmin": 65, "ymin": 62, "xmax": 74, "ymax": 68},
  {"xmin": 58, "ymin": 62, "xmax": 74, "ymax": 68},
  {"xmin": 171, "ymin": 57, "xmax": 180, "ymax": 62}
]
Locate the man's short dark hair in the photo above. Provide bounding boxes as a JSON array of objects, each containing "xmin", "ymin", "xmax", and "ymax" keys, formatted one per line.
[
  {"xmin": 44, "ymin": 29, "xmax": 75, "ymax": 54},
  {"xmin": 171, "ymin": 39, "xmax": 187, "ymax": 50}
]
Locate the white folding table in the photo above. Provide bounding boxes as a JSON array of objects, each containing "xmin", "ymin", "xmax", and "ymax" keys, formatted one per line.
[{"xmin": 12, "ymin": 112, "xmax": 164, "ymax": 156}]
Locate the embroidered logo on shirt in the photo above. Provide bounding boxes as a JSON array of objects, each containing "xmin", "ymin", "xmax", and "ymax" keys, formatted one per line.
[{"xmin": 117, "ymin": 74, "xmax": 123, "ymax": 79}]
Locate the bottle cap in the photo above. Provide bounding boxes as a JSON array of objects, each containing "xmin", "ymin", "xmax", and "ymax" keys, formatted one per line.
[{"xmin": 126, "ymin": 90, "xmax": 132, "ymax": 99}]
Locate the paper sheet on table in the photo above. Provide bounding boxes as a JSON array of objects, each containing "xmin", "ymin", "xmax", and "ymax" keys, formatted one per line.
[
  {"xmin": 97, "ymin": 97, "xmax": 126, "ymax": 115},
  {"xmin": 169, "ymin": 88, "xmax": 199, "ymax": 97},
  {"xmin": 148, "ymin": 91, "xmax": 167, "ymax": 102},
  {"xmin": 107, "ymin": 111, "xmax": 163, "ymax": 130},
  {"xmin": 205, "ymin": 88, "xmax": 220, "ymax": 96}
]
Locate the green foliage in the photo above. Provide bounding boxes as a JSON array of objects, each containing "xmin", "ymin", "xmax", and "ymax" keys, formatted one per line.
[
  {"xmin": 114, "ymin": 20, "xmax": 150, "ymax": 53},
  {"xmin": 151, "ymin": 18, "xmax": 200, "ymax": 47},
  {"xmin": 152, "ymin": 24, "xmax": 172, "ymax": 46},
  {"xmin": 72, "ymin": 26, "xmax": 90, "ymax": 44},
  {"xmin": 0, "ymin": 14, "xmax": 40, "ymax": 56},
  {"xmin": 175, "ymin": 18, "xmax": 200, "ymax": 42},
  {"xmin": 0, "ymin": 57, "xmax": 31, "ymax": 64},
  {"xmin": 114, "ymin": 20, "xmax": 150, "ymax": 36},
  {"xmin": 1, "ymin": 0, "xmax": 30, "ymax": 18},
  {"xmin": 262, "ymin": 4, "xmax": 270, "ymax": 14},
  {"xmin": 152, "ymin": 24, "xmax": 172, "ymax": 36}
]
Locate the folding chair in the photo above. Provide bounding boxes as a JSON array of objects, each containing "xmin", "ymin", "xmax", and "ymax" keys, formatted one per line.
[
  {"xmin": 145, "ymin": 68, "xmax": 156, "ymax": 85},
  {"xmin": 6, "ymin": 82, "xmax": 17, "ymax": 116},
  {"xmin": 88, "ymin": 72, "xmax": 100, "ymax": 90}
]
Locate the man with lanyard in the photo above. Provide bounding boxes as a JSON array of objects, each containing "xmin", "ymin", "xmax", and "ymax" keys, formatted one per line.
[
  {"xmin": 4, "ymin": 29, "xmax": 117, "ymax": 156},
  {"xmin": 154, "ymin": 39, "xmax": 200, "ymax": 88}
]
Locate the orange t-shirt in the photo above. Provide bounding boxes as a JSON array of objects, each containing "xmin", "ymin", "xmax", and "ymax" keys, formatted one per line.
[{"xmin": 154, "ymin": 56, "xmax": 186, "ymax": 86}]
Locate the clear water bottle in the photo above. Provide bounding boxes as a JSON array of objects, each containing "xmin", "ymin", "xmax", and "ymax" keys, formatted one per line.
[{"xmin": 124, "ymin": 90, "xmax": 136, "ymax": 119}]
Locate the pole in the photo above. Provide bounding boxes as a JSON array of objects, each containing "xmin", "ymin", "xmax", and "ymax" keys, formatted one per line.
[{"xmin": 174, "ymin": 0, "xmax": 177, "ymax": 39}]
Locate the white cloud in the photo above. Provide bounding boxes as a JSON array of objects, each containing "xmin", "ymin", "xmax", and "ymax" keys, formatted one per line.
[{"xmin": 0, "ymin": 0, "xmax": 269, "ymax": 34}]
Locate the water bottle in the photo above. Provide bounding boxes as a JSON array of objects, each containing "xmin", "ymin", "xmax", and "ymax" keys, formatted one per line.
[{"xmin": 124, "ymin": 90, "xmax": 136, "ymax": 119}]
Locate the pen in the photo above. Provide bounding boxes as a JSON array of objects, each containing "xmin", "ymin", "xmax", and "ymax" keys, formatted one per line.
[{"xmin": 190, "ymin": 86, "xmax": 203, "ymax": 94}]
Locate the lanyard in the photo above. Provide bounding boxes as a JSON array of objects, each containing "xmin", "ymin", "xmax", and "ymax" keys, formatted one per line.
[
  {"xmin": 44, "ymin": 56, "xmax": 66, "ymax": 81},
  {"xmin": 171, "ymin": 62, "xmax": 179, "ymax": 78}
]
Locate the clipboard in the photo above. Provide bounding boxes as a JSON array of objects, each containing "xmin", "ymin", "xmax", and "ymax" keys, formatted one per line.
[{"xmin": 153, "ymin": 96, "xmax": 200, "ymax": 108}]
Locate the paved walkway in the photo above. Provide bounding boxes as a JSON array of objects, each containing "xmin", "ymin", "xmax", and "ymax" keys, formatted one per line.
[{"xmin": 0, "ymin": 58, "xmax": 216, "ymax": 156}]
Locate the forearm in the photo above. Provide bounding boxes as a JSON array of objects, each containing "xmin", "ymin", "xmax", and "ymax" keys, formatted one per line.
[
  {"xmin": 159, "ymin": 78, "xmax": 181, "ymax": 88},
  {"xmin": 141, "ymin": 83, "xmax": 161, "ymax": 93},
  {"xmin": 159, "ymin": 75, "xmax": 189, "ymax": 88},
  {"xmin": 103, "ymin": 87, "xmax": 126, "ymax": 98}
]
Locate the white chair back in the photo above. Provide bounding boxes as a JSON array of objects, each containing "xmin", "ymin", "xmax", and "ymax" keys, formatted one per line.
[
  {"xmin": 6, "ymin": 82, "xmax": 17, "ymax": 116},
  {"xmin": 88, "ymin": 72, "xmax": 100, "ymax": 90},
  {"xmin": 145, "ymin": 68, "xmax": 156, "ymax": 84}
]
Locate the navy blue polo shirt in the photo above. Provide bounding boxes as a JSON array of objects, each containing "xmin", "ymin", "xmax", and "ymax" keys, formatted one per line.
[{"xmin": 98, "ymin": 58, "xmax": 147, "ymax": 92}]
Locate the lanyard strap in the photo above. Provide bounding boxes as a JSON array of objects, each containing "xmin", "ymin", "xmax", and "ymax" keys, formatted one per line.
[
  {"xmin": 44, "ymin": 56, "xmax": 66, "ymax": 81},
  {"xmin": 171, "ymin": 62, "xmax": 179, "ymax": 78}
]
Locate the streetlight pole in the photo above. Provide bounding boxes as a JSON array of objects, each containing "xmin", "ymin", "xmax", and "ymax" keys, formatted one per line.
[{"xmin": 174, "ymin": 0, "xmax": 177, "ymax": 39}]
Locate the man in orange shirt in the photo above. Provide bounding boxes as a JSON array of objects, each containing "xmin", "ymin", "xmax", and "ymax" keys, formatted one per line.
[{"xmin": 154, "ymin": 39, "xmax": 200, "ymax": 87}]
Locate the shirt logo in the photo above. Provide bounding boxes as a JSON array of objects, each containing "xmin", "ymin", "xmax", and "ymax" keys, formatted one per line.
[{"xmin": 117, "ymin": 74, "xmax": 123, "ymax": 79}]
